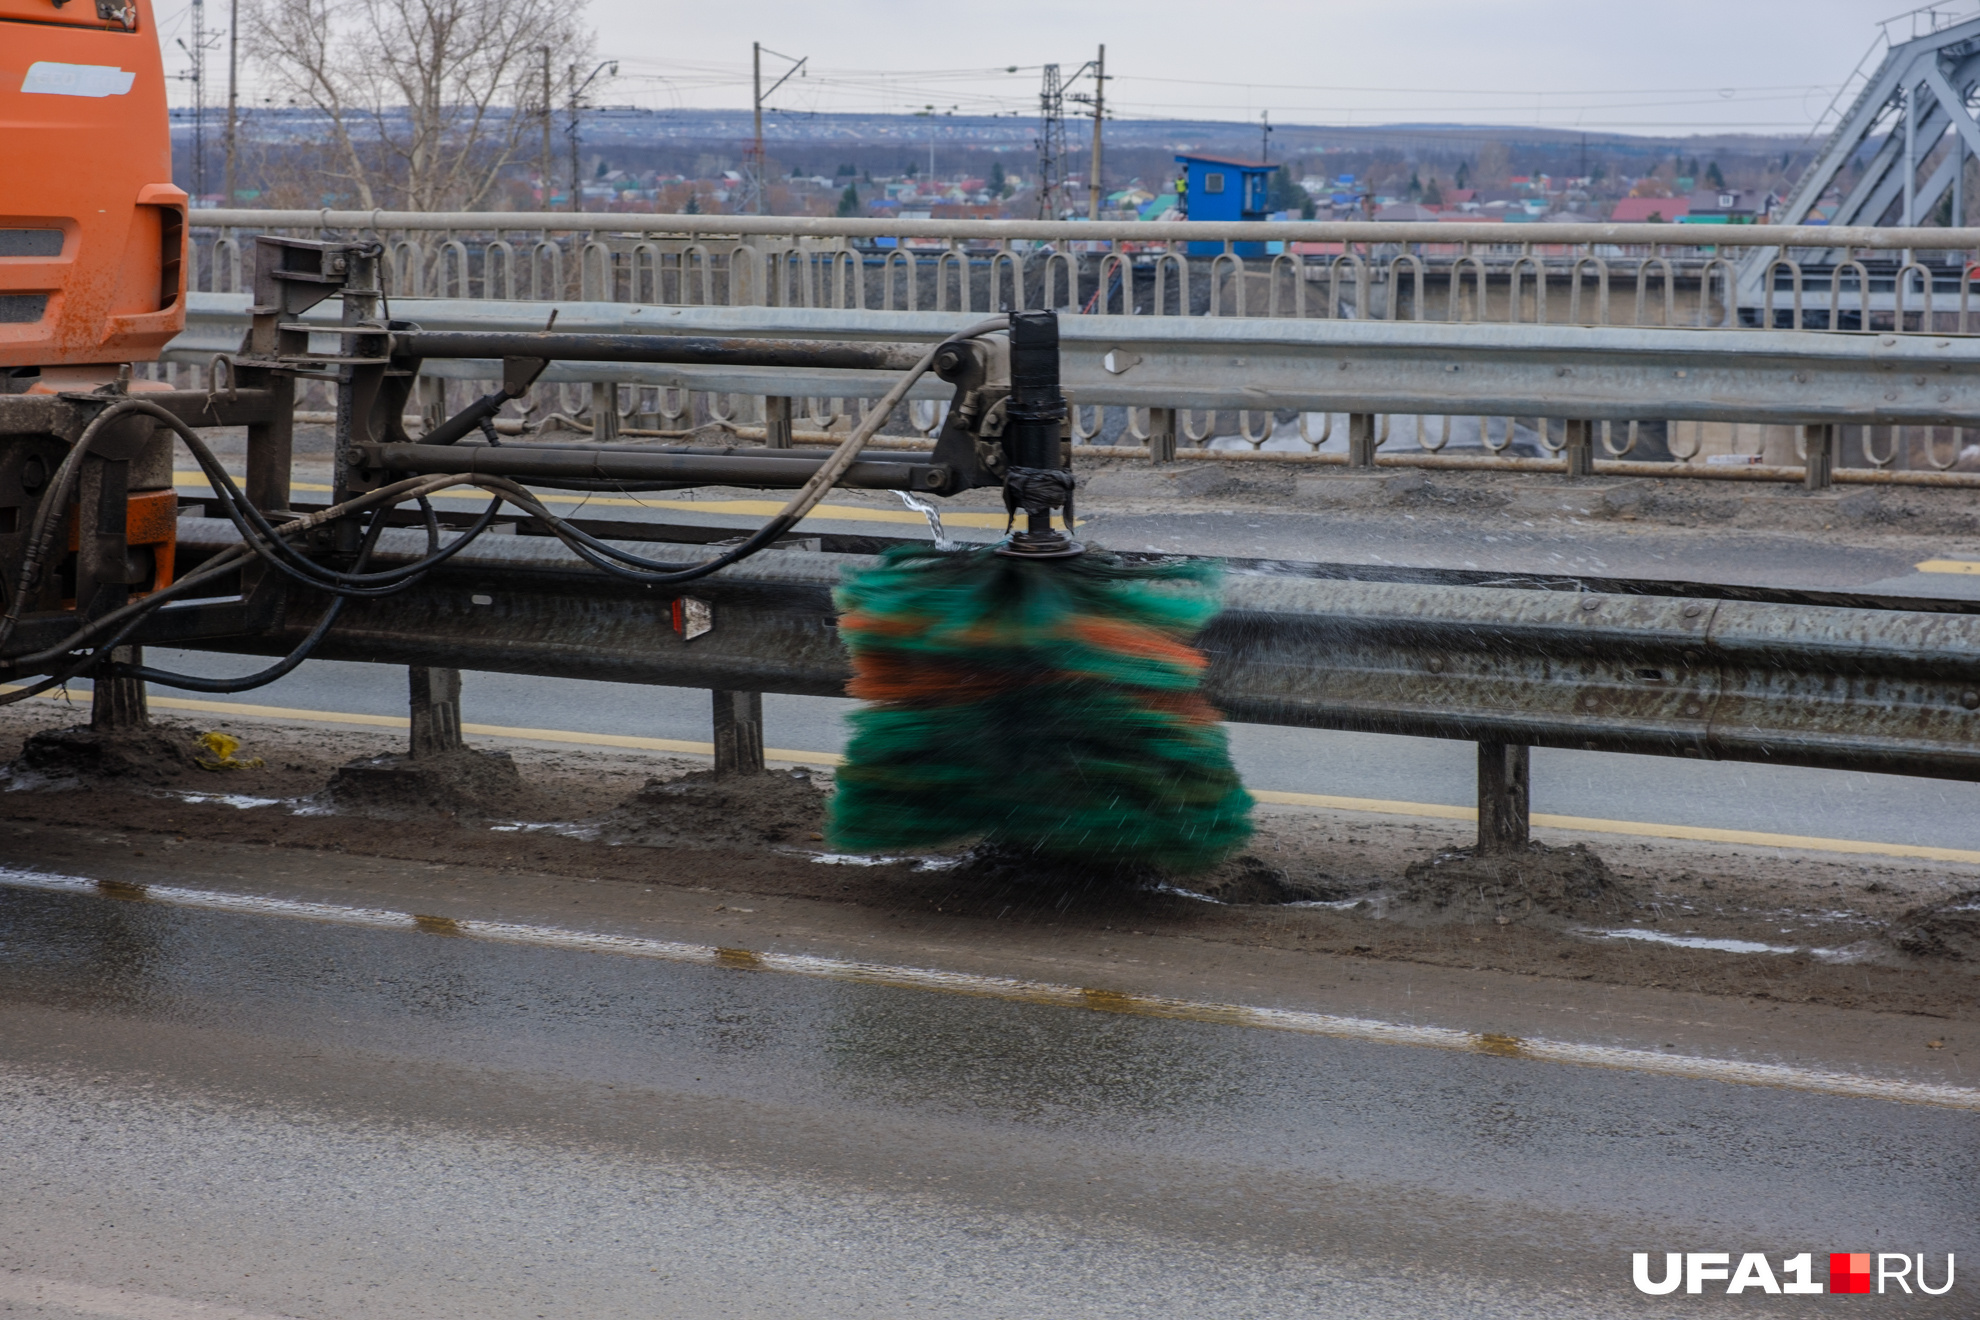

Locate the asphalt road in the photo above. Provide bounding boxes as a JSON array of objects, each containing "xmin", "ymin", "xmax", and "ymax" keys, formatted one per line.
[{"xmin": 1, "ymin": 879, "xmax": 1973, "ymax": 1319}]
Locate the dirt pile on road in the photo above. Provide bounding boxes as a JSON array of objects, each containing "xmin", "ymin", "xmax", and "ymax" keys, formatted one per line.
[
  {"xmin": 1394, "ymin": 842, "xmax": 1632, "ymax": 925},
  {"xmin": 1182, "ymin": 853, "xmax": 1361, "ymax": 905},
  {"xmin": 9, "ymin": 725, "xmax": 208, "ymax": 788},
  {"xmin": 595, "ymin": 768, "xmax": 829, "ymax": 848},
  {"xmin": 1885, "ymin": 889, "xmax": 1980, "ymax": 960},
  {"xmin": 323, "ymin": 749, "xmax": 526, "ymax": 818}
]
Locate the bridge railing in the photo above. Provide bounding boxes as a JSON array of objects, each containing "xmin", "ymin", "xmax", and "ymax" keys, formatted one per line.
[{"xmin": 173, "ymin": 212, "xmax": 1980, "ymax": 482}]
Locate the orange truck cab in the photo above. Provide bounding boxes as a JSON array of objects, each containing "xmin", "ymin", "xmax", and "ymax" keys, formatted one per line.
[{"xmin": 0, "ymin": 0, "xmax": 186, "ymax": 391}]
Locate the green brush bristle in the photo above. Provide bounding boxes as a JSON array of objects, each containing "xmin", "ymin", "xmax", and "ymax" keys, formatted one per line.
[{"xmin": 828, "ymin": 545, "xmax": 1253, "ymax": 870}]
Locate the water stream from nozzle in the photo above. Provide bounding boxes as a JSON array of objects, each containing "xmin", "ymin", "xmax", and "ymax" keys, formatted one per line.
[{"xmin": 894, "ymin": 491, "xmax": 955, "ymax": 549}]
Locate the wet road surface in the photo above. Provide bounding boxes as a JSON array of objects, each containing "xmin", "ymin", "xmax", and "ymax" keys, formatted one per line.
[{"xmin": 1, "ymin": 880, "xmax": 1974, "ymax": 1318}]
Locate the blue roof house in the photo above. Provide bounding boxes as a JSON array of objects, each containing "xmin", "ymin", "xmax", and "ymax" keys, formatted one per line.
[{"xmin": 1175, "ymin": 153, "xmax": 1277, "ymax": 256}]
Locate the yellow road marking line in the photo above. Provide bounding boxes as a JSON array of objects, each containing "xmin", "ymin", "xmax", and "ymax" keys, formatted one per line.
[
  {"xmin": 1916, "ymin": 558, "xmax": 1980, "ymax": 575},
  {"xmin": 1249, "ymin": 787, "xmax": 1980, "ymax": 865},
  {"xmin": 173, "ymin": 471, "xmax": 1034, "ymax": 530},
  {"xmin": 3, "ymin": 866, "xmax": 1974, "ymax": 1110},
  {"xmin": 9, "ymin": 687, "xmax": 1972, "ymax": 865},
  {"xmin": 7, "ymin": 687, "xmax": 840, "ymax": 767}
]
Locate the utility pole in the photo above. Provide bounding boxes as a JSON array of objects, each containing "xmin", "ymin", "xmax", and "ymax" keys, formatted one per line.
[
  {"xmin": 192, "ymin": 0, "xmax": 204, "ymax": 199},
  {"xmin": 539, "ymin": 48, "xmax": 553, "ymax": 206},
  {"xmin": 176, "ymin": 0, "xmax": 208, "ymax": 199},
  {"xmin": 752, "ymin": 42, "xmax": 762, "ymax": 213},
  {"xmin": 1260, "ymin": 109, "xmax": 1272, "ymax": 163},
  {"xmin": 1086, "ymin": 44, "xmax": 1105, "ymax": 221},
  {"xmin": 566, "ymin": 60, "xmax": 616, "ymax": 214},
  {"xmin": 748, "ymin": 44, "xmax": 806, "ymax": 215},
  {"xmin": 223, "ymin": 0, "xmax": 237, "ymax": 204}
]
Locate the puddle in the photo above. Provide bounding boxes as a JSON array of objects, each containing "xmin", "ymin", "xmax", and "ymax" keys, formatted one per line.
[
  {"xmin": 1148, "ymin": 883, "xmax": 1224, "ymax": 905},
  {"xmin": 170, "ymin": 791, "xmax": 284, "ymax": 811},
  {"xmin": 489, "ymin": 821, "xmax": 599, "ymax": 840}
]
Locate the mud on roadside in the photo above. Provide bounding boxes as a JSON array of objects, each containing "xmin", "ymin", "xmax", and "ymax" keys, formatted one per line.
[{"xmin": 1, "ymin": 705, "xmax": 1975, "ymax": 1023}]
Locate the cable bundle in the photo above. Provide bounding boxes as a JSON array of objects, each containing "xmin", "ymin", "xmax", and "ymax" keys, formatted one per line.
[{"xmin": 829, "ymin": 546, "xmax": 1253, "ymax": 871}]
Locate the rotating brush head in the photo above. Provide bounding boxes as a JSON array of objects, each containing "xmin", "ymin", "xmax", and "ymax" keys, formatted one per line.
[{"xmin": 828, "ymin": 546, "xmax": 1253, "ymax": 871}]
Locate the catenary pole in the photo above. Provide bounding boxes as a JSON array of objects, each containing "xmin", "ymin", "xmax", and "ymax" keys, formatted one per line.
[{"xmin": 1087, "ymin": 44, "xmax": 1104, "ymax": 221}]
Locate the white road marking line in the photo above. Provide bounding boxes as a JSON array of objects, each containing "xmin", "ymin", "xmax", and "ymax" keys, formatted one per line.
[
  {"xmin": 3, "ymin": 867, "xmax": 1972, "ymax": 1112},
  {"xmin": 0, "ymin": 1274, "xmax": 299, "ymax": 1320}
]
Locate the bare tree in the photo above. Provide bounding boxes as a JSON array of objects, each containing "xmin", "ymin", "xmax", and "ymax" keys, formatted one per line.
[{"xmin": 247, "ymin": 0, "xmax": 587, "ymax": 210}]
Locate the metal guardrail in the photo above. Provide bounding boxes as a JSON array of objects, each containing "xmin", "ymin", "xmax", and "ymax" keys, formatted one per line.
[
  {"xmin": 166, "ymin": 292, "xmax": 1980, "ymax": 427},
  {"xmin": 168, "ymin": 213, "xmax": 1980, "ymax": 479},
  {"xmin": 191, "ymin": 209, "xmax": 1980, "ymax": 250},
  {"xmin": 169, "ymin": 517, "xmax": 1980, "ymax": 784}
]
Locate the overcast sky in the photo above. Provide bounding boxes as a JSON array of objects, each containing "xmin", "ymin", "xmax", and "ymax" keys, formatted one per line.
[{"xmin": 163, "ymin": 0, "xmax": 1960, "ymax": 137}]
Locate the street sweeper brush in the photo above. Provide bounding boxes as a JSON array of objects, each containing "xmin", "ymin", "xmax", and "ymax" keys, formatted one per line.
[{"xmin": 827, "ymin": 310, "xmax": 1253, "ymax": 870}]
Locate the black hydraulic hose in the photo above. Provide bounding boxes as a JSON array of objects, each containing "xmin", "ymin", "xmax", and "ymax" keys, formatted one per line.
[
  {"xmin": 0, "ymin": 477, "xmax": 453, "ymax": 686},
  {"xmin": 1, "ymin": 546, "xmax": 255, "ymax": 677},
  {"xmin": 102, "ymin": 503, "xmax": 389, "ymax": 693},
  {"xmin": 459, "ymin": 316, "xmax": 1005, "ymax": 585},
  {"xmin": 0, "ymin": 395, "xmax": 157, "ymax": 654},
  {"xmin": 0, "ymin": 550, "xmax": 255, "ymax": 705},
  {"xmin": 1, "ymin": 318, "xmax": 1009, "ymax": 690},
  {"xmin": 164, "ymin": 410, "xmax": 503, "ymax": 591},
  {"xmin": 110, "ymin": 595, "xmax": 349, "ymax": 693}
]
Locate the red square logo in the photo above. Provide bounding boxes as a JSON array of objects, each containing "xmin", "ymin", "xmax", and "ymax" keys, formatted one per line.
[{"xmin": 1830, "ymin": 1252, "xmax": 1873, "ymax": 1294}]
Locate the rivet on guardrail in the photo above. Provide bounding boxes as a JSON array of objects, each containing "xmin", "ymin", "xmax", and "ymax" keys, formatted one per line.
[
  {"xmin": 1961, "ymin": 691, "xmax": 1980, "ymax": 711},
  {"xmin": 1682, "ymin": 603, "xmax": 1705, "ymax": 618},
  {"xmin": 1580, "ymin": 598, "xmax": 1602, "ymax": 611},
  {"xmin": 1426, "ymin": 657, "xmax": 1445, "ymax": 673}
]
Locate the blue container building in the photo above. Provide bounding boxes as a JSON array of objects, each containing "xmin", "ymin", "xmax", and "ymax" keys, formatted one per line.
[{"xmin": 1174, "ymin": 153, "xmax": 1278, "ymax": 256}]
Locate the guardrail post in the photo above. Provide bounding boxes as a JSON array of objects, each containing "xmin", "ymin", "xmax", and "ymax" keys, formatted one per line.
[
  {"xmin": 1564, "ymin": 419, "xmax": 1594, "ymax": 477},
  {"xmin": 1147, "ymin": 406, "xmax": 1177, "ymax": 463},
  {"xmin": 90, "ymin": 647, "xmax": 149, "ymax": 732},
  {"xmin": 712, "ymin": 690, "xmax": 765, "ymax": 775},
  {"xmin": 1348, "ymin": 413, "xmax": 1377, "ymax": 468},
  {"xmin": 409, "ymin": 666, "xmax": 465, "ymax": 758},
  {"xmin": 590, "ymin": 383, "xmax": 620, "ymax": 441},
  {"xmin": 764, "ymin": 396, "xmax": 794, "ymax": 449},
  {"xmin": 1476, "ymin": 741, "xmax": 1530, "ymax": 854},
  {"xmin": 1804, "ymin": 423, "xmax": 1835, "ymax": 490}
]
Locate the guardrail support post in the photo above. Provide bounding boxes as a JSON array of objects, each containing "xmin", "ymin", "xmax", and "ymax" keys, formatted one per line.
[
  {"xmin": 1348, "ymin": 413, "xmax": 1377, "ymax": 468},
  {"xmin": 1147, "ymin": 407, "xmax": 1177, "ymax": 463},
  {"xmin": 764, "ymin": 396, "xmax": 794, "ymax": 449},
  {"xmin": 590, "ymin": 383, "xmax": 620, "ymax": 441},
  {"xmin": 1476, "ymin": 741, "xmax": 1530, "ymax": 854},
  {"xmin": 1564, "ymin": 419, "xmax": 1594, "ymax": 477},
  {"xmin": 712, "ymin": 690, "xmax": 765, "ymax": 775},
  {"xmin": 91, "ymin": 647, "xmax": 149, "ymax": 732},
  {"xmin": 409, "ymin": 666, "xmax": 465, "ymax": 758},
  {"xmin": 1804, "ymin": 424, "xmax": 1835, "ymax": 490}
]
